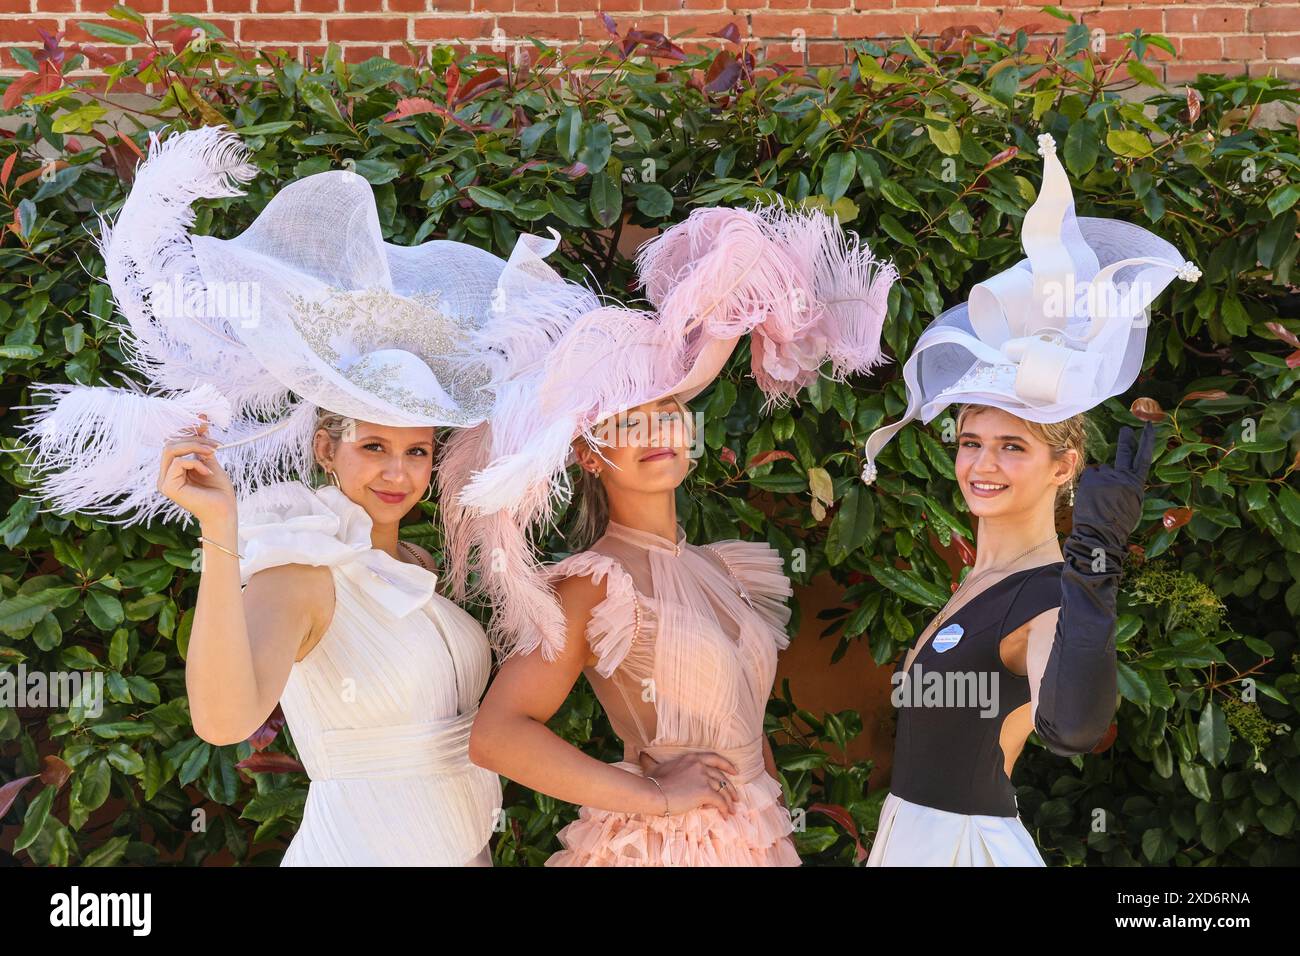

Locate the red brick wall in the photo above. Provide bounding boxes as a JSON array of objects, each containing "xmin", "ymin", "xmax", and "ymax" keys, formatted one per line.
[{"xmin": 0, "ymin": 1, "xmax": 1297, "ymax": 82}]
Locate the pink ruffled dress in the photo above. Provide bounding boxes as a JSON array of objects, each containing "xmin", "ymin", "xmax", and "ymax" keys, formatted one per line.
[{"xmin": 541, "ymin": 519, "xmax": 801, "ymax": 866}]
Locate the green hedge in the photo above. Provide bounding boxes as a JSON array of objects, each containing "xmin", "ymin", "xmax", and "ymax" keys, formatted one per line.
[{"xmin": 1, "ymin": 9, "xmax": 1298, "ymax": 865}]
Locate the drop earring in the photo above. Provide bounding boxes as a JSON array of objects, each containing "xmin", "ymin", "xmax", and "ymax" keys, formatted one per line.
[{"xmin": 1067, "ymin": 480, "xmax": 1075, "ymax": 506}]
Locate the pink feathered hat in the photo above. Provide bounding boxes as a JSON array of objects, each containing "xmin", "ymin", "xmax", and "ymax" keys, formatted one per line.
[{"xmin": 437, "ymin": 201, "xmax": 897, "ymax": 660}]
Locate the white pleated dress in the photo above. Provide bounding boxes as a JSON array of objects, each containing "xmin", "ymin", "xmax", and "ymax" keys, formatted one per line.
[
  {"xmin": 235, "ymin": 480, "xmax": 502, "ymax": 866},
  {"xmin": 867, "ymin": 792, "xmax": 1045, "ymax": 866}
]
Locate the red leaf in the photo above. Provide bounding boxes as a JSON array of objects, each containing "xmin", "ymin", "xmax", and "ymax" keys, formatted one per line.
[
  {"xmin": 454, "ymin": 68, "xmax": 503, "ymax": 105},
  {"xmin": 984, "ymin": 146, "xmax": 1018, "ymax": 170},
  {"xmin": 1183, "ymin": 389, "xmax": 1229, "ymax": 401},
  {"xmin": 704, "ymin": 50, "xmax": 740, "ymax": 93},
  {"xmin": 118, "ymin": 133, "xmax": 145, "ymax": 160},
  {"xmin": 1130, "ymin": 397, "xmax": 1166, "ymax": 422},
  {"xmin": 1090, "ymin": 722, "xmax": 1118, "ymax": 754},
  {"xmin": 385, "ymin": 97, "xmax": 439, "ymax": 122},
  {"xmin": 39, "ymin": 754, "xmax": 72, "ymax": 790},
  {"xmin": 510, "ymin": 159, "xmax": 547, "ymax": 176},
  {"xmin": 1285, "ymin": 348, "xmax": 1300, "ymax": 369},
  {"xmin": 807, "ymin": 802, "xmax": 868, "ymax": 863},
  {"xmin": 2, "ymin": 72, "xmax": 40, "ymax": 112},
  {"xmin": 34, "ymin": 28, "xmax": 65, "ymax": 65},
  {"xmin": 36, "ymin": 59, "xmax": 63, "ymax": 95},
  {"xmin": 1266, "ymin": 321, "xmax": 1300, "ymax": 349},
  {"xmin": 1, "ymin": 152, "xmax": 16, "ymax": 189},
  {"xmin": 1162, "ymin": 507, "xmax": 1193, "ymax": 530},
  {"xmin": 77, "ymin": 44, "xmax": 119, "ymax": 68},
  {"xmin": 558, "ymin": 161, "xmax": 588, "ymax": 178},
  {"xmin": 747, "ymin": 450, "xmax": 796, "ymax": 469},
  {"xmin": 235, "ymin": 751, "xmax": 305, "ymax": 775},
  {"xmin": 711, "ymin": 22, "xmax": 741, "ymax": 45},
  {"xmin": 599, "ymin": 12, "xmax": 618, "ymax": 37},
  {"xmin": 0, "ymin": 774, "xmax": 37, "ymax": 819},
  {"xmin": 166, "ymin": 27, "xmax": 196, "ymax": 55},
  {"xmin": 246, "ymin": 706, "xmax": 286, "ymax": 751},
  {"xmin": 444, "ymin": 62, "xmax": 461, "ymax": 107},
  {"xmin": 719, "ymin": 446, "xmax": 737, "ymax": 466},
  {"xmin": 1185, "ymin": 87, "xmax": 1202, "ymax": 125},
  {"xmin": 952, "ymin": 534, "xmax": 975, "ymax": 567},
  {"xmin": 15, "ymin": 158, "xmax": 67, "ymax": 188}
]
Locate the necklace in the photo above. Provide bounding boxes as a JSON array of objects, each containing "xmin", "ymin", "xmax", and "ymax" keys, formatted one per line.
[
  {"xmin": 930, "ymin": 535, "xmax": 1059, "ymax": 633},
  {"xmin": 397, "ymin": 540, "xmax": 432, "ymax": 571}
]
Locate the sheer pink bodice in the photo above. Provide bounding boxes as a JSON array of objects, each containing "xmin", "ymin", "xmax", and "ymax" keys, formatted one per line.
[{"xmin": 542, "ymin": 519, "xmax": 801, "ymax": 866}]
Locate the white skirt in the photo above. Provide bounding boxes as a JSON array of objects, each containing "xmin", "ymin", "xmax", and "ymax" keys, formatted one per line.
[{"xmin": 866, "ymin": 792, "xmax": 1046, "ymax": 866}]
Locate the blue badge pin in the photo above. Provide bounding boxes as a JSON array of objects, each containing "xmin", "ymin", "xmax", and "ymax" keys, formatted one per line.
[{"xmin": 931, "ymin": 623, "xmax": 964, "ymax": 653}]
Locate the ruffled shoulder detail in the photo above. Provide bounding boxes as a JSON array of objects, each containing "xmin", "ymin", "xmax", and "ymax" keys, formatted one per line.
[
  {"xmin": 699, "ymin": 539, "xmax": 794, "ymax": 650},
  {"xmin": 545, "ymin": 551, "xmax": 652, "ymax": 679},
  {"xmin": 235, "ymin": 480, "xmax": 436, "ymax": 618}
]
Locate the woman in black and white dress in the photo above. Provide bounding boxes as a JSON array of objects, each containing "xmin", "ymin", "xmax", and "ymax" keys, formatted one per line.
[{"xmin": 857, "ymin": 131, "xmax": 1199, "ymax": 865}]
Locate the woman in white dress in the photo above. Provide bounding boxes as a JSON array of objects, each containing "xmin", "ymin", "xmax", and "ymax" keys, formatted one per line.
[
  {"xmin": 14, "ymin": 126, "xmax": 570, "ymax": 865},
  {"xmin": 857, "ymin": 133, "xmax": 1200, "ymax": 865},
  {"xmin": 167, "ymin": 413, "xmax": 502, "ymax": 866}
]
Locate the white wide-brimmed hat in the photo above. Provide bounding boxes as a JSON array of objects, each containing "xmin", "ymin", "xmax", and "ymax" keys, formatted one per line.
[
  {"xmin": 861, "ymin": 132, "xmax": 1201, "ymax": 485},
  {"xmin": 12, "ymin": 125, "xmax": 559, "ymax": 526}
]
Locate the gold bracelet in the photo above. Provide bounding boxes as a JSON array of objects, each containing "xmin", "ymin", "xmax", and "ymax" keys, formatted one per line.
[
  {"xmin": 199, "ymin": 535, "xmax": 243, "ymax": 560},
  {"xmin": 645, "ymin": 775, "xmax": 670, "ymax": 817}
]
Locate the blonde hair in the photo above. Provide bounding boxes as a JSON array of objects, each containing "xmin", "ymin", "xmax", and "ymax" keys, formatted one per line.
[
  {"xmin": 567, "ymin": 396, "xmax": 698, "ymax": 550},
  {"xmin": 310, "ymin": 408, "xmax": 352, "ymax": 485},
  {"xmin": 955, "ymin": 403, "xmax": 1089, "ymax": 512}
]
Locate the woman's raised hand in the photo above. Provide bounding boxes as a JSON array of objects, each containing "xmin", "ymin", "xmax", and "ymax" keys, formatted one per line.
[
  {"xmin": 157, "ymin": 417, "xmax": 236, "ymax": 527},
  {"xmin": 638, "ymin": 750, "xmax": 740, "ymax": 816},
  {"xmin": 1072, "ymin": 420, "xmax": 1156, "ymax": 552}
]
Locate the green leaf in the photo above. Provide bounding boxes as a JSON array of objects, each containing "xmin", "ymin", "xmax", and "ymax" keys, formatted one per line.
[
  {"xmin": 879, "ymin": 179, "xmax": 923, "ymax": 214},
  {"xmin": 1197, "ymin": 701, "xmax": 1229, "ymax": 766},
  {"xmin": 1179, "ymin": 761, "xmax": 1212, "ymax": 802},
  {"xmin": 466, "ymin": 185, "xmax": 513, "ymax": 212},
  {"xmin": 925, "ymin": 117, "xmax": 961, "ymax": 156},
  {"xmin": 1064, "ymin": 122, "xmax": 1099, "ymax": 177},
  {"xmin": 14, "ymin": 785, "xmax": 54, "ymax": 851},
  {"xmin": 868, "ymin": 561, "xmax": 947, "ymax": 608},
  {"xmin": 555, "ymin": 106, "xmax": 582, "ymax": 161},
  {"xmin": 588, "ymin": 171, "xmax": 622, "ymax": 228},
  {"xmin": 1106, "ymin": 129, "xmax": 1153, "ymax": 159},
  {"xmin": 826, "ymin": 484, "xmax": 874, "ymax": 565},
  {"xmin": 1116, "ymin": 660, "xmax": 1149, "ymax": 705},
  {"xmin": 1125, "ymin": 60, "xmax": 1162, "ymax": 88},
  {"xmin": 84, "ymin": 591, "xmax": 124, "ymax": 631},
  {"xmin": 74, "ymin": 21, "xmax": 141, "ymax": 43},
  {"xmin": 631, "ymin": 182, "xmax": 673, "ymax": 218},
  {"xmin": 819, "ymin": 151, "xmax": 856, "ymax": 202},
  {"xmin": 1265, "ymin": 182, "xmax": 1300, "ymax": 219},
  {"xmin": 82, "ymin": 835, "xmax": 130, "ymax": 866},
  {"xmin": 51, "ymin": 104, "xmax": 106, "ymax": 134}
]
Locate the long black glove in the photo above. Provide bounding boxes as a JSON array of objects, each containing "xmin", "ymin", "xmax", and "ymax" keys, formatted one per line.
[{"xmin": 1034, "ymin": 421, "xmax": 1155, "ymax": 756}]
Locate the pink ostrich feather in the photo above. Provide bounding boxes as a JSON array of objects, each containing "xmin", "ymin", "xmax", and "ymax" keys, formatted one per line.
[
  {"xmin": 436, "ymin": 422, "xmax": 568, "ymax": 660},
  {"xmin": 634, "ymin": 204, "xmax": 815, "ymax": 371}
]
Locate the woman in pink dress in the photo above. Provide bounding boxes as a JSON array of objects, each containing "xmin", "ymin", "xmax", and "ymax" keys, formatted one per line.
[
  {"xmin": 479, "ymin": 395, "xmax": 799, "ymax": 865},
  {"xmin": 437, "ymin": 203, "xmax": 897, "ymax": 864}
]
